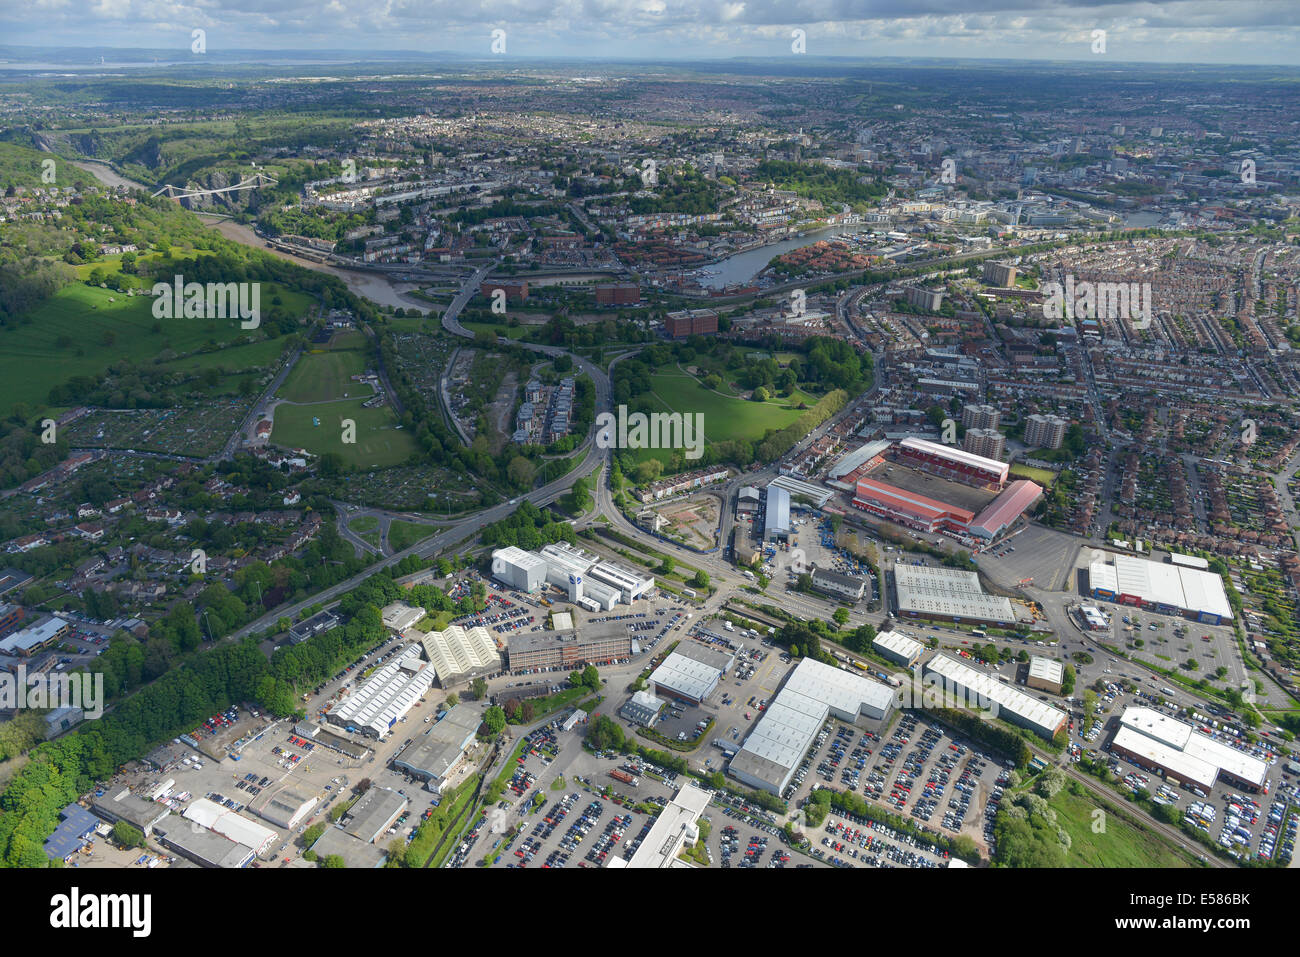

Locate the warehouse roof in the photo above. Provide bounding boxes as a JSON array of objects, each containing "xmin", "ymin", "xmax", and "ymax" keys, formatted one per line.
[
  {"xmin": 923, "ymin": 654, "xmax": 1066, "ymax": 736},
  {"xmin": 417, "ymin": 624, "xmax": 501, "ymax": 681},
  {"xmin": 1028, "ymin": 656, "xmax": 1064, "ymax": 685},
  {"xmin": 1118, "ymin": 707, "xmax": 1267, "ymax": 788},
  {"xmin": 651, "ymin": 650, "xmax": 723, "ymax": 701},
  {"xmin": 183, "ymin": 798, "xmax": 277, "ymax": 854},
  {"xmin": 44, "ymin": 803, "xmax": 99, "ymax": 860},
  {"xmin": 343, "ymin": 787, "xmax": 409, "ymax": 843},
  {"xmin": 873, "ymin": 630, "xmax": 925, "ymax": 663},
  {"xmin": 1089, "ymin": 553, "xmax": 1231, "ymax": 620},
  {"xmin": 732, "ymin": 658, "xmax": 895, "ymax": 791},
  {"xmin": 392, "ymin": 705, "xmax": 480, "ymax": 780},
  {"xmin": 153, "ymin": 820, "xmax": 256, "ymax": 869},
  {"xmin": 893, "ymin": 564, "xmax": 1016, "ymax": 624}
]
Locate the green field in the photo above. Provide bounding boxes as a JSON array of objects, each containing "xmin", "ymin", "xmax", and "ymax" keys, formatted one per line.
[
  {"xmin": 387, "ymin": 519, "xmax": 438, "ymax": 552},
  {"xmin": 271, "ymin": 398, "xmax": 416, "ymax": 468},
  {"xmin": 1009, "ymin": 463, "xmax": 1058, "ymax": 488},
  {"xmin": 1052, "ymin": 786, "xmax": 1197, "ymax": 868},
  {"xmin": 0, "ymin": 284, "xmax": 262, "ymax": 412},
  {"xmin": 624, "ymin": 370, "xmax": 813, "ymax": 465},
  {"xmin": 278, "ymin": 344, "xmax": 372, "ymax": 404}
]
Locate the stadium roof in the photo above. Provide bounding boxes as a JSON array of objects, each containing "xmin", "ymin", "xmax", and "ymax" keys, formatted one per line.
[
  {"xmin": 899, "ymin": 437, "xmax": 1009, "ymax": 480},
  {"xmin": 855, "ymin": 478, "xmax": 975, "ymax": 524},
  {"xmin": 893, "ymin": 564, "xmax": 1016, "ymax": 624},
  {"xmin": 828, "ymin": 440, "xmax": 892, "ymax": 479},
  {"xmin": 970, "ymin": 480, "xmax": 1043, "ymax": 537},
  {"xmin": 924, "ymin": 654, "xmax": 1066, "ymax": 736}
]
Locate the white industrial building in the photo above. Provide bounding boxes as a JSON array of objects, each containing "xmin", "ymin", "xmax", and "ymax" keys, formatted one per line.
[
  {"xmin": 491, "ymin": 546, "xmax": 549, "ymax": 592},
  {"xmin": 183, "ymin": 798, "xmax": 278, "ymax": 856},
  {"xmin": 921, "ymin": 654, "xmax": 1066, "ymax": 740},
  {"xmin": 872, "ymin": 630, "xmax": 925, "ymax": 668},
  {"xmin": 588, "ymin": 560, "xmax": 655, "ymax": 603},
  {"xmin": 1110, "ymin": 707, "xmax": 1268, "ymax": 792},
  {"xmin": 893, "ymin": 564, "xmax": 1017, "ymax": 626},
  {"xmin": 606, "ymin": 783, "xmax": 712, "ymax": 869},
  {"xmin": 649, "ymin": 641, "xmax": 735, "ymax": 705},
  {"xmin": 416, "ymin": 624, "xmax": 501, "ymax": 685},
  {"xmin": 325, "ymin": 645, "xmax": 436, "ymax": 738},
  {"xmin": 488, "ymin": 541, "xmax": 649, "ymax": 610},
  {"xmin": 254, "ymin": 787, "xmax": 319, "ymax": 831},
  {"xmin": 1026, "ymin": 656, "xmax": 1065, "ymax": 694},
  {"xmin": 1088, "ymin": 552, "xmax": 1232, "ymax": 625},
  {"xmin": 380, "ymin": 602, "xmax": 425, "ymax": 633},
  {"xmin": 729, "ymin": 657, "xmax": 896, "ymax": 795}
]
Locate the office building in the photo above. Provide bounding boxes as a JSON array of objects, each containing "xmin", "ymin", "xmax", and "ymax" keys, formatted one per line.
[
  {"xmin": 606, "ymin": 783, "xmax": 712, "ymax": 868},
  {"xmin": 810, "ymin": 565, "xmax": 867, "ymax": 603},
  {"xmin": 507, "ymin": 620, "xmax": 635, "ymax": 671}
]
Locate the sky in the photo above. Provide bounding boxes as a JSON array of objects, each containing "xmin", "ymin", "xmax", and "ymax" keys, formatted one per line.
[{"xmin": 3, "ymin": 0, "xmax": 1299, "ymax": 66}]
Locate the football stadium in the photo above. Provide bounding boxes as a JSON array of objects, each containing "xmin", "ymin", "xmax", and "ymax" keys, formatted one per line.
[{"xmin": 847, "ymin": 438, "xmax": 1041, "ymax": 543}]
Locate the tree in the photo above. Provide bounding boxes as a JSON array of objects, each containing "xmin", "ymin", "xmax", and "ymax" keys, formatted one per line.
[
  {"xmin": 482, "ymin": 705, "xmax": 507, "ymax": 737},
  {"xmin": 586, "ymin": 713, "xmax": 624, "ymax": 751},
  {"xmin": 691, "ymin": 570, "xmax": 709, "ymax": 589},
  {"xmin": 580, "ymin": 664, "xmax": 600, "ymax": 690},
  {"xmin": 301, "ymin": 822, "xmax": 326, "ymax": 847},
  {"xmin": 445, "ymin": 692, "xmax": 459, "ymax": 707},
  {"xmin": 832, "ymin": 607, "xmax": 850, "ymax": 626},
  {"xmin": 322, "ymin": 854, "xmax": 346, "ymax": 868},
  {"xmin": 470, "ymin": 677, "xmax": 488, "ymax": 700},
  {"xmin": 112, "ymin": 821, "xmax": 144, "ymax": 848},
  {"xmin": 521, "ymin": 700, "xmax": 535, "ymax": 722}
]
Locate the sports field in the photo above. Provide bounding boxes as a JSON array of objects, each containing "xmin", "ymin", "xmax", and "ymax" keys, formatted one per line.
[
  {"xmin": 270, "ymin": 398, "xmax": 416, "ymax": 468},
  {"xmin": 1010, "ymin": 463, "xmax": 1058, "ymax": 488},
  {"xmin": 278, "ymin": 336, "xmax": 373, "ymax": 404}
]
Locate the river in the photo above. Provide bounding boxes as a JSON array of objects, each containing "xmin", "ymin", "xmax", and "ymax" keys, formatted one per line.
[{"xmin": 694, "ymin": 224, "xmax": 874, "ymax": 289}]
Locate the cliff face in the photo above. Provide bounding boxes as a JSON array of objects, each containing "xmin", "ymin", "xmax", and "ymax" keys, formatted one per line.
[{"xmin": 175, "ymin": 169, "xmax": 261, "ymax": 213}]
